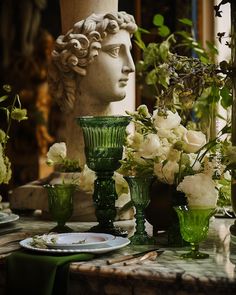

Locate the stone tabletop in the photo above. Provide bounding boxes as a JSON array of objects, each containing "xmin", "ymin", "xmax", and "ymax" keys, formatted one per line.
[{"xmin": 0, "ymin": 214, "xmax": 236, "ymax": 294}]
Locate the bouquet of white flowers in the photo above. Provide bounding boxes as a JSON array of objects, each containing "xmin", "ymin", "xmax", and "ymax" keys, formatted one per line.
[{"xmin": 119, "ymin": 104, "xmax": 223, "ymax": 208}]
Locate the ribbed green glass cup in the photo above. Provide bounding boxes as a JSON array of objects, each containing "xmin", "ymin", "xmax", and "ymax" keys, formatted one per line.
[
  {"xmin": 174, "ymin": 205, "xmax": 216, "ymax": 259},
  {"xmin": 124, "ymin": 176, "xmax": 155, "ymax": 245},
  {"xmin": 77, "ymin": 116, "xmax": 131, "ymax": 236},
  {"xmin": 44, "ymin": 184, "xmax": 76, "ymax": 233}
]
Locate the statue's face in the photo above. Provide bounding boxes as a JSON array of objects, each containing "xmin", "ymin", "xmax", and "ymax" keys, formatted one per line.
[{"xmin": 79, "ymin": 29, "xmax": 135, "ymax": 103}]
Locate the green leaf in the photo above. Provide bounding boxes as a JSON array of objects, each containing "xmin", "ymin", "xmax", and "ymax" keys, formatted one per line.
[
  {"xmin": 5, "ymin": 108, "xmax": 10, "ymax": 122},
  {"xmin": 153, "ymin": 14, "xmax": 164, "ymax": 26},
  {"xmin": 143, "ymin": 43, "xmax": 159, "ymax": 67},
  {"xmin": 0, "ymin": 107, "xmax": 8, "ymax": 112},
  {"xmin": 220, "ymin": 86, "xmax": 232, "ymax": 108},
  {"xmin": 0, "ymin": 95, "xmax": 8, "ymax": 103},
  {"xmin": 176, "ymin": 30, "xmax": 192, "ymax": 39},
  {"xmin": 138, "ymin": 27, "xmax": 150, "ymax": 34},
  {"xmin": 145, "ymin": 69, "xmax": 158, "ymax": 85},
  {"xmin": 159, "ymin": 41, "xmax": 170, "ymax": 61},
  {"xmin": 158, "ymin": 25, "xmax": 170, "ymax": 37},
  {"xmin": 206, "ymin": 41, "xmax": 218, "ymax": 55},
  {"xmin": 134, "ymin": 39, "xmax": 146, "ymax": 51},
  {"xmin": 134, "ymin": 31, "xmax": 146, "ymax": 50},
  {"xmin": 178, "ymin": 18, "xmax": 193, "ymax": 26}
]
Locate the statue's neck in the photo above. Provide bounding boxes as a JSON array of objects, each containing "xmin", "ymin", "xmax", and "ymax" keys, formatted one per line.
[
  {"xmin": 74, "ymin": 89, "xmax": 112, "ymax": 116},
  {"xmin": 65, "ymin": 90, "xmax": 113, "ymax": 164}
]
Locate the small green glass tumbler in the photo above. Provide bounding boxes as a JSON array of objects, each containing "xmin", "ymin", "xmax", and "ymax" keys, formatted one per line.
[
  {"xmin": 124, "ymin": 176, "xmax": 155, "ymax": 245},
  {"xmin": 44, "ymin": 183, "xmax": 76, "ymax": 233},
  {"xmin": 174, "ymin": 205, "xmax": 216, "ymax": 259}
]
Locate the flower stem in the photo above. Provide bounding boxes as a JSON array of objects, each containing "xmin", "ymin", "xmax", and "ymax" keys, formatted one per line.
[{"xmin": 2, "ymin": 93, "xmax": 18, "ymax": 152}]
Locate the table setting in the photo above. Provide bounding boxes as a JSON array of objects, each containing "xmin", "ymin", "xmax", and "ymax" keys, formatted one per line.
[{"xmin": 2, "ymin": 222, "xmax": 163, "ymax": 295}]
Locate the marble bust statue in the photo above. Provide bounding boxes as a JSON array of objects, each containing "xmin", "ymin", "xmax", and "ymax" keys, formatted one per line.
[{"xmin": 48, "ymin": 11, "xmax": 137, "ymax": 163}]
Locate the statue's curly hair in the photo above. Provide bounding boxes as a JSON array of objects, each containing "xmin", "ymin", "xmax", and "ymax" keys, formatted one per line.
[{"xmin": 48, "ymin": 11, "xmax": 137, "ymax": 112}]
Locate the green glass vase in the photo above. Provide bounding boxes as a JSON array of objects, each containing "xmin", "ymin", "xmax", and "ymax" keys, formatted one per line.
[
  {"xmin": 174, "ymin": 205, "xmax": 216, "ymax": 259},
  {"xmin": 77, "ymin": 115, "xmax": 131, "ymax": 236},
  {"xmin": 124, "ymin": 176, "xmax": 155, "ymax": 245},
  {"xmin": 44, "ymin": 183, "xmax": 76, "ymax": 233}
]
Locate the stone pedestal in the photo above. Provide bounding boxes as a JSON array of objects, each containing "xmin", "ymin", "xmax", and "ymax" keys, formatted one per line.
[{"xmin": 9, "ymin": 173, "xmax": 134, "ymax": 222}]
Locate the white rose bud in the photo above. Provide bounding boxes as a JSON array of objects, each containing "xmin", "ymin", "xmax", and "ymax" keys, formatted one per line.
[
  {"xmin": 78, "ymin": 165, "xmax": 96, "ymax": 193},
  {"xmin": 137, "ymin": 133, "xmax": 160, "ymax": 159},
  {"xmin": 137, "ymin": 104, "xmax": 151, "ymax": 118},
  {"xmin": 154, "ymin": 161, "xmax": 179, "ymax": 184},
  {"xmin": 153, "ymin": 110, "xmax": 181, "ymax": 130}
]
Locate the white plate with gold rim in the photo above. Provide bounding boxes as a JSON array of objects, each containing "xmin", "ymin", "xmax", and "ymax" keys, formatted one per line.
[{"xmin": 19, "ymin": 236, "xmax": 130, "ymax": 254}]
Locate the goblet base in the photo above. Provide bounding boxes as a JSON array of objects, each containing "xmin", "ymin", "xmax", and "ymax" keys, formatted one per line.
[
  {"xmin": 49, "ymin": 224, "xmax": 74, "ymax": 233},
  {"xmin": 130, "ymin": 233, "xmax": 155, "ymax": 245},
  {"xmin": 88, "ymin": 224, "xmax": 128, "ymax": 237},
  {"xmin": 181, "ymin": 250, "xmax": 209, "ymax": 259}
]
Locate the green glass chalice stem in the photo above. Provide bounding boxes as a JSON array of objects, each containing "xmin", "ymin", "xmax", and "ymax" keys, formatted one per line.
[
  {"xmin": 93, "ymin": 172, "xmax": 117, "ymax": 231},
  {"xmin": 125, "ymin": 176, "xmax": 155, "ymax": 245},
  {"xmin": 77, "ymin": 116, "xmax": 131, "ymax": 236}
]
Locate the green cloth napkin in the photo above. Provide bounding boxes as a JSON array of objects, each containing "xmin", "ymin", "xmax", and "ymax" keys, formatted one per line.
[{"xmin": 6, "ymin": 250, "xmax": 94, "ymax": 295}]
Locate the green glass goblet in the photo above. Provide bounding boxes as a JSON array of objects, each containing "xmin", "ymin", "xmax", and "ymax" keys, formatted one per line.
[
  {"xmin": 124, "ymin": 176, "xmax": 155, "ymax": 245},
  {"xmin": 174, "ymin": 205, "xmax": 216, "ymax": 259},
  {"xmin": 44, "ymin": 184, "xmax": 76, "ymax": 233},
  {"xmin": 77, "ymin": 115, "xmax": 131, "ymax": 236}
]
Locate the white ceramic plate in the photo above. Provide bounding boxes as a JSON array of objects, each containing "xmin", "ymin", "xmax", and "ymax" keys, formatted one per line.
[
  {"xmin": 45, "ymin": 232, "xmax": 115, "ymax": 249},
  {"xmin": 0, "ymin": 213, "xmax": 19, "ymax": 225},
  {"xmin": 20, "ymin": 236, "xmax": 130, "ymax": 254},
  {"xmin": 0, "ymin": 212, "xmax": 9, "ymax": 221}
]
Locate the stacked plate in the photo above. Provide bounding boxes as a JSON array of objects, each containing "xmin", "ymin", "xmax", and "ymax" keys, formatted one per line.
[
  {"xmin": 20, "ymin": 232, "xmax": 130, "ymax": 254},
  {"xmin": 0, "ymin": 212, "xmax": 19, "ymax": 226}
]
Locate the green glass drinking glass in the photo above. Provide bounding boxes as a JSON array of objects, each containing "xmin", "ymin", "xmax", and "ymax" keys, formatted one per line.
[
  {"xmin": 124, "ymin": 176, "xmax": 155, "ymax": 245},
  {"xmin": 174, "ymin": 205, "xmax": 216, "ymax": 259},
  {"xmin": 44, "ymin": 184, "xmax": 76, "ymax": 233},
  {"xmin": 77, "ymin": 115, "xmax": 131, "ymax": 236}
]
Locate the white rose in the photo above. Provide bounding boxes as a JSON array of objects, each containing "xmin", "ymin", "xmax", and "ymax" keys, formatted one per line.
[
  {"xmin": 137, "ymin": 133, "xmax": 160, "ymax": 159},
  {"xmin": 177, "ymin": 173, "xmax": 218, "ymax": 208},
  {"xmin": 183, "ymin": 130, "xmax": 206, "ymax": 153},
  {"xmin": 113, "ymin": 172, "xmax": 129, "ymax": 196},
  {"xmin": 128, "ymin": 132, "xmax": 143, "ymax": 149},
  {"xmin": 188, "ymin": 153, "xmax": 201, "ymax": 171},
  {"xmin": 47, "ymin": 142, "xmax": 67, "ymax": 164},
  {"xmin": 173, "ymin": 125, "xmax": 187, "ymax": 138},
  {"xmin": 154, "ymin": 161, "xmax": 179, "ymax": 184},
  {"xmin": 224, "ymin": 170, "xmax": 231, "ymax": 181},
  {"xmin": 153, "ymin": 110, "xmax": 181, "ymax": 130},
  {"xmin": 157, "ymin": 128, "xmax": 173, "ymax": 139},
  {"xmin": 78, "ymin": 164, "xmax": 96, "ymax": 193}
]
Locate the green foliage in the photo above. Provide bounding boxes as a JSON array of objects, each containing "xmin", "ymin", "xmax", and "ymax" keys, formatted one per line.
[
  {"xmin": 135, "ymin": 13, "xmax": 232, "ymax": 131},
  {"xmin": 134, "ymin": 11, "xmax": 233, "ymax": 208},
  {"xmin": 0, "ymin": 85, "xmax": 28, "ymax": 184},
  {"xmin": 217, "ymin": 178, "xmax": 231, "ymax": 207}
]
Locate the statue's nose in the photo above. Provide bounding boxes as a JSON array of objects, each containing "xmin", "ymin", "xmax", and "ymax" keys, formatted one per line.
[{"xmin": 122, "ymin": 51, "xmax": 135, "ymax": 74}]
